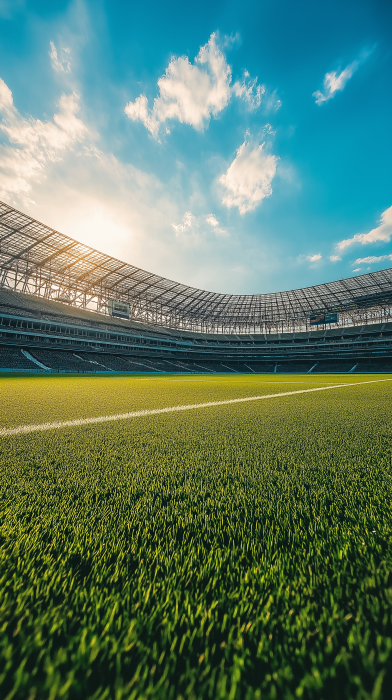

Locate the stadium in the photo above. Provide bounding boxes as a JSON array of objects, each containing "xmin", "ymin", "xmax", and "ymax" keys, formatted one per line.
[
  {"xmin": 3, "ymin": 0, "xmax": 392, "ymax": 695},
  {"xmin": 1, "ymin": 199, "xmax": 392, "ymax": 375},
  {"xmin": 2, "ymin": 198, "xmax": 392, "ymax": 700}
]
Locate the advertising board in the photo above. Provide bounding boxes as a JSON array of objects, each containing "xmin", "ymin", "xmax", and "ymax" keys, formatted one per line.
[
  {"xmin": 310, "ymin": 312, "xmax": 339, "ymax": 325},
  {"xmin": 108, "ymin": 300, "xmax": 130, "ymax": 319}
]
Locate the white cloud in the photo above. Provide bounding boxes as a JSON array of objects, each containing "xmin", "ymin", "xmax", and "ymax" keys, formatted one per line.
[
  {"xmin": 352, "ymin": 268, "xmax": 361, "ymax": 272},
  {"xmin": 206, "ymin": 213, "xmax": 219, "ymax": 227},
  {"xmin": 125, "ymin": 33, "xmax": 231, "ymax": 138},
  {"xmin": 354, "ymin": 254, "xmax": 392, "ymax": 264},
  {"xmin": 172, "ymin": 211, "xmax": 229, "ymax": 239},
  {"xmin": 313, "ymin": 59, "xmax": 359, "ymax": 105},
  {"xmin": 82, "ymin": 145, "xmax": 103, "ymax": 158},
  {"xmin": 0, "ymin": 91, "xmax": 183, "ymax": 279},
  {"xmin": 337, "ymin": 206, "xmax": 392, "ymax": 250},
  {"xmin": 0, "ymin": 78, "xmax": 13, "ymax": 109},
  {"xmin": 124, "ymin": 94, "xmax": 160, "ymax": 138},
  {"xmin": 0, "ymin": 74, "xmax": 242, "ymax": 293},
  {"xmin": 308, "ymin": 253, "xmax": 322, "ymax": 262},
  {"xmin": 49, "ymin": 41, "xmax": 71, "ymax": 73},
  {"xmin": 125, "ymin": 34, "xmax": 279, "ymax": 137},
  {"xmin": 0, "ymin": 81, "xmax": 181, "ymax": 276},
  {"xmin": 0, "ymin": 77, "xmax": 88, "ymax": 203},
  {"xmin": 330, "ymin": 255, "xmax": 341, "ymax": 262},
  {"xmin": 219, "ymin": 135, "xmax": 278, "ymax": 214},
  {"xmin": 204, "ymin": 214, "xmax": 227, "ymax": 236},
  {"xmin": 269, "ymin": 93, "xmax": 282, "ymax": 111},
  {"xmin": 314, "ymin": 48, "xmax": 375, "ymax": 105},
  {"xmin": 172, "ymin": 211, "xmax": 195, "ymax": 234},
  {"xmin": 233, "ymin": 70, "xmax": 265, "ymax": 111}
]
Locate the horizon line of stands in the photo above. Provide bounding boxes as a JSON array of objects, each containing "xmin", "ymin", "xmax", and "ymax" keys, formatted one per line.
[
  {"xmin": 1, "ymin": 346, "xmax": 392, "ymax": 374},
  {"xmin": 1, "ymin": 287, "xmax": 392, "ymax": 374}
]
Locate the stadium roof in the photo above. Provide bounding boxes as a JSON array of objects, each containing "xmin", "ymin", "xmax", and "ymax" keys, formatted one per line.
[{"xmin": 1, "ymin": 199, "xmax": 392, "ymax": 332}]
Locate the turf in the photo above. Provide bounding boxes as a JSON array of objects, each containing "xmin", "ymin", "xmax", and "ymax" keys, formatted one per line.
[{"xmin": 1, "ymin": 374, "xmax": 392, "ymax": 699}]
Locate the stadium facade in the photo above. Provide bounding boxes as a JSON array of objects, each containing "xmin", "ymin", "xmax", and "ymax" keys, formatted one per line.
[{"xmin": 1, "ymin": 200, "xmax": 392, "ymax": 373}]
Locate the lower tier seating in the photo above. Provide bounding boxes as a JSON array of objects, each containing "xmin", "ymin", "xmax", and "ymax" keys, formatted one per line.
[
  {"xmin": 29, "ymin": 348, "xmax": 91, "ymax": 372},
  {"xmin": 0, "ymin": 346, "xmax": 38, "ymax": 369},
  {"xmin": 242, "ymin": 362, "xmax": 277, "ymax": 373},
  {"xmin": 353, "ymin": 360, "xmax": 392, "ymax": 372},
  {"xmin": 1, "ymin": 345, "xmax": 392, "ymax": 373},
  {"xmin": 275, "ymin": 362, "xmax": 314, "ymax": 373},
  {"xmin": 191, "ymin": 361, "xmax": 236, "ymax": 372},
  {"xmin": 77, "ymin": 352, "xmax": 154, "ymax": 372},
  {"xmin": 315, "ymin": 361, "xmax": 359, "ymax": 373}
]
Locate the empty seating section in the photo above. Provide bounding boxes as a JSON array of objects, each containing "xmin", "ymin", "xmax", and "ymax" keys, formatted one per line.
[
  {"xmin": 276, "ymin": 362, "xmax": 314, "ymax": 373},
  {"xmin": 191, "ymin": 362, "xmax": 217, "ymax": 372},
  {"xmin": 220, "ymin": 363, "xmax": 247, "ymax": 373},
  {"xmin": 160, "ymin": 360, "xmax": 195, "ymax": 372},
  {"xmin": 29, "ymin": 349, "xmax": 90, "ymax": 372},
  {"xmin": 72, "ymin": 353, "xmax": 112, "ymax": 370},
  {"xmin": 74, "ymin": 352, "xmax": 141, "ymax": 372},
  {"xmin": 134, "ymin": 359, "xmax": 165, "ymax": 372},
  {"xmin": 353, "ymin": 360, "xmax": 392, "ymax": 373},
  {"xmin": 72, "ymin": 352, "xmax": 146, "ymax": 372},
  {"xmin": 1, "ymin": 345, "xmax": 392, "ymax": 373},
  {"xmin": 122, "ymin": 358, "xmax": 160, "ymax": 372},
  {"xmin": 315, "ymin": 361, "xmax": 359, "ymax": 373},
  {"xmin": 243, "ymin": 363, "xmax": 276, "ymax": 373},
  {"xmin": 192, "ymin": 361, "xmax": 234, "ymax": 373},
  {"xmin": 0, "ymin": 346, "xmax": 38, "ymax": 369}
]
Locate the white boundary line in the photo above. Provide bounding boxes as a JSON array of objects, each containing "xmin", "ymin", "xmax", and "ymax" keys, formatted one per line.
[{"xmin": 1, "ymin": 378, "xmax": 391, "ymax": 438}]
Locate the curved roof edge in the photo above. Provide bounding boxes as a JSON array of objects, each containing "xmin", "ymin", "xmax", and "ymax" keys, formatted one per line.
[{"xmin": 0, "ymin": 200, "xmax": 392, "ymax": 333}]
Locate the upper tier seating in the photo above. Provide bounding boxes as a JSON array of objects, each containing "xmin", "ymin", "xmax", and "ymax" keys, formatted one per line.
[
  {"xmin": 0, "ymin": 288, "xmax": 174, "ymax": 339},
  {"xmin": 2, "ymin": 287, "xmax": 391, "ymax": 346}
]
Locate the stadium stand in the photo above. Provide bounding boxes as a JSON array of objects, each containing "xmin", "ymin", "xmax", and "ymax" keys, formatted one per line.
[
  {"xmin": 0, "ymin": 201, "xmax": 392, "ymax": 373},
  {"xmin": 70, "ymin": 352, "xmax": 149, "ymax": 373},
  {"xmin": 313, "ymin": 360, "xmax": 357, "ymax": 373},
  {"xmin": 353, "ymin": 360, "xmax": 392, "ymax": 373},
  {"xmin": 28, "ymin": 349, "xmax": 94, "ymax": 372},
  {"xmin": 1, "ymin": 284, "xmax": 392, "ymax": 374},
  {"xmin": 0, "ymin": 346, "xmax": 38, "ymax": 370}
]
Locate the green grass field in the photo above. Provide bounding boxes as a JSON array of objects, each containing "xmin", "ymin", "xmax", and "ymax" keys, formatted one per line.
[{"xmin": 1, "ymin": 374, "xmax": 392, "ymax": 699}]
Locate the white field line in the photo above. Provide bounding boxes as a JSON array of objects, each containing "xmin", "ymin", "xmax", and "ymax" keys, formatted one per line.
[
  {"xmin": 137, "ymin": 379, "xmax": 368, "ymax": 384},
  {"xmin": 1, "ymin": 378, "xmax": 391, "ymax": 438}
]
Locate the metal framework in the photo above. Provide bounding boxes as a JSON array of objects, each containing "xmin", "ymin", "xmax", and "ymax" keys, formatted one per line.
[{"xmin": 1, "ymin": 200, "xmax": 392, "ymax": 333}]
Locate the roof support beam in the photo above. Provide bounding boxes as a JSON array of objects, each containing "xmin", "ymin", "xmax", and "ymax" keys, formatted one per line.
[{"xmin": 0, "ymin": 199, "xmax": 391, "ymax": 333}]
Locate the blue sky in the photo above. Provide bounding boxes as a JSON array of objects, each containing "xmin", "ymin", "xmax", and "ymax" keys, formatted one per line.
[{"xmin": 0, "ymin": 0, "xmax": 391, "ymax": 294}]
